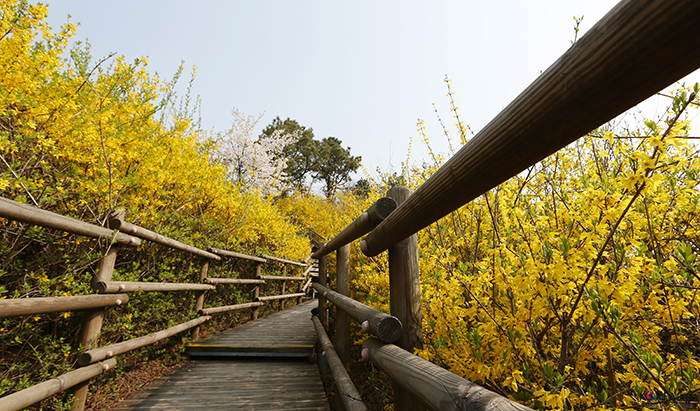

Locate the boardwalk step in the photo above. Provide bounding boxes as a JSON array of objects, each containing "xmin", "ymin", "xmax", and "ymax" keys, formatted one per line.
[
  {"xmin": 185, "ymin": 300, "xmax": 319, "ymax": 359},
  {"xmin": 117, "ymin": 300, "xmax": 328, "ymax": 410},
  {"xmin": 186, "ymin": 344, "xmax": 315, "ymax": 358},
  {"xmin": 114, "ymin": 359, "xmax": 330, "ymax": 410}
]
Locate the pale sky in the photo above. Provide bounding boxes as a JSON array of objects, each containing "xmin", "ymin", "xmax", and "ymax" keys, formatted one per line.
[{"xmin": 46, "ymin": 1, "xmax": 700, "ymax": 183}]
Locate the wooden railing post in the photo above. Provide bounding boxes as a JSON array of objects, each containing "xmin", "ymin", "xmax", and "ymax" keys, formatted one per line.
[
  {"xmin": 252, "ymin": 263, "xmax": 261, "ymax": 320},
  {"xmin": 318, "ymin": 249, "xmax": 328, "ymax": 330},
  {"xmin": 71, "ymin": 246, "xmax": 118, "ymax": 411},
  {"xmin": 281, "ymin": 279, "xmax": 287, "ymax": 310},
  {"xmin": 191, "ymin": 260, "xmax": 209, "ymax": 342},
  {"xmin": 335, "ymin": 244, "xmax": 351, "ymax": 370},
  {"xmin": 387, "ymin": 186, "xmax": 424, "ymax": 411}
]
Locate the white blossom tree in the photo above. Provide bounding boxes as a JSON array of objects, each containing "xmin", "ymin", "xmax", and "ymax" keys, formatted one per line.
[{"xmin": 217, "ymin": 109, "xmax": 296, "ymax": 196}]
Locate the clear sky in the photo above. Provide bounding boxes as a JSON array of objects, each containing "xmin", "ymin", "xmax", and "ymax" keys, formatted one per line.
[{"xmin": 45, "ymin": 1, "xmax": 700, "ymax": 182}]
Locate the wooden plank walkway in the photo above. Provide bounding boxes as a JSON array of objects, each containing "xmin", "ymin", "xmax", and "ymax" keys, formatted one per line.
[
  {"xmin": 186, "ymin": 300, "xmax": 318, "ymax": 358},
  {"xmin": 115, "ymin": 300, "xmax": 329, "ymax": 410}
]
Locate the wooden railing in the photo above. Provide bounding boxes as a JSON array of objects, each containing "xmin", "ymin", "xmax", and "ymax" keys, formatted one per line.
[
  {"xmin": 309, "ymin": 1, "xmax": 700, "ymax": 410},
  {"xmin": 0, "ymin": 198, "xmax": 308, "ymax": 411}
]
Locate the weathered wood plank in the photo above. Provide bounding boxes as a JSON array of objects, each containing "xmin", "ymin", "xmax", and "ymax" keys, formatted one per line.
[
  {"xmin": 114, "ymin": 360, "xmax": 329, "ymax": 410},
  {"xmin": 186, "ymin": 300, "xmax": 318, "ymax": 358}
]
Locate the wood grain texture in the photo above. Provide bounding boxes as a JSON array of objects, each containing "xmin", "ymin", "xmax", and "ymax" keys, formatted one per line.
[
  {"xmin": 206, "ymin": 278, "xmax": 265, "ymax": 285},
  {"xmin": 311, "ymin": 197, "xmax": 397, "ymax": 259},
  {"xmin": 208, "ymin": 247, "xmax": 267, "ymax": 263},
  {"xmin": 252, "ymin": 264, "xmax": 262, "ymax": 321},
  {"xmin": 258, "ymin": 275, "xmax": 306, "ymax": 281},
  {"xmin": 0, "ymin": 294, "xmax": 128, "ymax": 318},
  {"xmin": 318, "ymin": 254, "xmax": 328, "ymax": 330},
  {"xmin": 363, "ymin": 338, "xmax": 533, "ymax": 411},
  {"xmin": 362, "ymin": 0, "xmax": 700, "ymax": 257},
  {"xmin": 0, "ymin": 359, "xmax": 117, "ymax": 411},
  {"xmin": 387, "ymin": 186, "xmax": 424, "ymax": 411},
  {"xmin": 191, "ymin": 261, "xmax": 209, "ymax": 342},
  {"xmin": 334, "ymin": 244, "xmax": 351, "ymax": 369},
  {"xmin": 79, "ymin": 317, "xmax": 211, "ymax": 365},
  {"xmin": 73, "ymin": 247, "xmax": 119, "ymax": 411},
  {"xmin": 199, "ymin": 302, "xmax": 264, "ymax": 315},
  {"xmin": 109, "ymin": 213, "xmax": 218, "ymax": 260},
  {"xmin": 0, "ymin": 198, "xmax": 139, "ymax": 246},
  {"xmin": 312, "ymin": 315, "xmax": 367, "ymax": 411},
  {"xmin": 187, "ymin": 300, "xmax": 318, "ymax": 358},
  {"xmin": 96, "ymin": 281, "xmax": 215, "ymax": 293},
  {"xmin": 255, "ymin": 293, "xmax": 306, "ymax": 302},
  {"xmin": 113, "ymin": 359, "xmax": 330, "ymax": 410},
  {"xmin": 261, "ymin": 254, "xmax": 307, "ymax": 266},
  {"xmin": 312, "ymin": 283, "xmax": 401, "ymax": 343}
]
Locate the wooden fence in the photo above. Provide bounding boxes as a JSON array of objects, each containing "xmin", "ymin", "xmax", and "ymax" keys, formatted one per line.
[
  {"xmin": 309, "ymin": 1, "xmax": 700, "ymax": 410},
  {"xmin": 0, "ymin": 198, "xmax": 310, "ymax": 411},
  {"xmin": 1, "ymin": 1, "xmax": 700, "ymax": 410}
]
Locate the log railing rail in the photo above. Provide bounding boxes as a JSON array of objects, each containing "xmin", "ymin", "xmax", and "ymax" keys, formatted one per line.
[
  {"xmin": 109, "ymin": 210, "xmax": 219, "ymax": 260},
  {"xmin": 0, "ymin": 294, "xmax": 129, "ymax": 318},
  {"xmin": 209, "ymin": 247, "xmax": 267, "ymax": 263},
  {"xmin": 95, "ymin": 281, "xmax": 216, "ymax": 293},
  {"xmin": 261, "ymin": 254, "xmax": 307, "ymax": 267},
  {"xmin": 199, "ymin": 301, "xmax": 264, "ymax": 315},
  {"xmin": 312, "ymin": 283, "xmax": 401, "ymax": 343},
  {"xmin": 3, "ymin": 1, "xmax": 700, "ymax": 409},
  {"xmin": 310, "ymin": 1, "xmax": 700, "ymax": 410},
  {"xmin": 0, "ymin": 359, "xmax": 118, "ymax": 411},
  {"xmin": 255, "ymin": 293, "xmax": 306, "ymax": 302},
  {"xmin": 206, "ymin": 278, "xmax": 266, "ymax": 285},
  {"xmin": 312, "ymin": 312, "xmax": 367, "ymax": 411},
  {"xmin": 360, "ymin": 0, "xmax": 700, "ymax": 257},
  {"xmin": 362, "ymin": 339, "xmax": 531, "ymax": 411},
  {"xmin": 311, "ymin": 197, "xmax": 396, "ymax": 259},
  {"xmin": 0, "ymin": 198, "xmax": 309, "ymax": 411},
  {"xmin": 0, "ymin": 198, "xmax": 140, "ymax": 247},
  {"xmin": 258, "ymin": 275, "xmax": 305, "ymax": 281},
  {"xmin": 77, "ymin": 316, "xmax": 212, "ymax": 366}
]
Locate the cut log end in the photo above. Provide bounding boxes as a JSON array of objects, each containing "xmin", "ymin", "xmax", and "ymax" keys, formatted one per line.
[
  {"xmin": 361, "ymin": 320, "xmax": 370, "ymax": 333},
  {"xmin": 361, "ymin": 348, "xmax": 370, "ymax": 362},
  {"xmin": 373, "ymin": 197, "xmax": 398, "ymax": 221},
  {"xmin": 376, "ymin": 316, "xmax": 402, "ymax": 343}
]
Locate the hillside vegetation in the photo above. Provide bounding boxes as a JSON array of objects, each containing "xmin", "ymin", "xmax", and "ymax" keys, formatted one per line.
[
  {"xmin": 350, "ymin": 80, "xmax": 700, "ymax": 409},
  {"xmin": 0, "ymin": 2, "xmax": 322, "ymax": 408},
  {"xmin": 2, "ymin": 1, "xmax": 700, "ymax": 411}
]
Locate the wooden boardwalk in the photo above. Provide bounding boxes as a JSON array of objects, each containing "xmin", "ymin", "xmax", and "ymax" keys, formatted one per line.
[
  {"xmin": 186, "ymin": 299, "xmax": 318, "ymax": 358},
  {"xmin": 115, "ymin": 300, "xmax": 330, "ymax": 410}
]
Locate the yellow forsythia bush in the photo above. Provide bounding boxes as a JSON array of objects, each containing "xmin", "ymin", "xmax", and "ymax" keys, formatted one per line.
[
  {"xmin": 0, "ymin": 1, "xmax": 309, "ymax": 408},
  {"xmin": 353, "ymin": 84, "xmax": 700, "ymax": 410}
]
